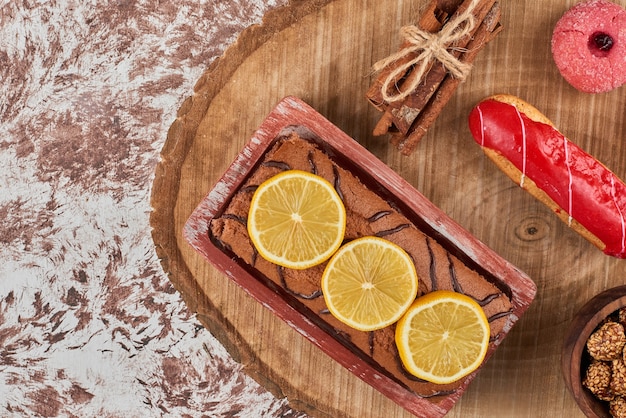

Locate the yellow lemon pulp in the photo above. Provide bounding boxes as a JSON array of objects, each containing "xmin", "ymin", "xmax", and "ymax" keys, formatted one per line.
[
  {"xmin": 321, "ymin": 236, "xmax": 419, "ymax": 332},
  {"xmin": 247, "ymin": 170, "xmax": 346, "ymax": 270},
  {"xmin": 395, "ymin": 290, "xmax": 490, "ymax": 384}
]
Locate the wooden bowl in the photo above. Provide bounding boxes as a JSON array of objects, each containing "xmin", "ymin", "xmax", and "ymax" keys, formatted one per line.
[{"xmin": 562, "ymin": 285, "xmax": 626, "ymax": 418}]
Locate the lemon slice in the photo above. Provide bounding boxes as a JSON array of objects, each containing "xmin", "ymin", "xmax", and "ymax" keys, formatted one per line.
[
  {"xmin": 395, "ymin": 290, "xmax": 490, "ymax": 384},
  {"xmin": 321, "ymin": 236, "xmax": 418, "ymax": 331},
  {"xmin": 247, "ymin": 170, "xmax": 346, "ymax": 270}
]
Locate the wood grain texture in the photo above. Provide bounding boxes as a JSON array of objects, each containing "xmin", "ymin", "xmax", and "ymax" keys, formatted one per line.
[{"xmin": 150, "ymin": 0, "xmax": 626, "ymax": 416}]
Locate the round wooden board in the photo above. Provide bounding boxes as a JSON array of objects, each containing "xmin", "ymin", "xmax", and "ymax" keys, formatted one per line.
[{"xmin": 150, "ymin": 0, "xmax": 626, "ymax": 416}]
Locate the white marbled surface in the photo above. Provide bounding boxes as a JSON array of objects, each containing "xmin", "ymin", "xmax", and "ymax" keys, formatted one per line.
[{"xmin": 0, "ymin": 0, "xmax": 311, "ymax": 416}]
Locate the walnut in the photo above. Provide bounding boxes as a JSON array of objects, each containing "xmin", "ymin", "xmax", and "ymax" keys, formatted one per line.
[
  {"xmin": 587, "ymin": 322, "xmax": 626, "ymax": 361},
  {"xmin": 614, "ymin": 359, "xmax": 626, "ymax": 396},
  {"xmin": 611, "ymin": 396, "xmax": 626, "ymax": 418},
  {"xmin": 584, "ymin": 360, "xmax": 615, "ymax": 401}
]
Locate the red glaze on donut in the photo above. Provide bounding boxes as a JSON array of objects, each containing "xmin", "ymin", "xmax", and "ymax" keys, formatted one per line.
[
  {"xmin": 469, "ymin": 99, "xmax": 626, "ymax": 258},
  {"xmin": 551, "ymin": 0, "xmax": 626, "ymax": 93}
]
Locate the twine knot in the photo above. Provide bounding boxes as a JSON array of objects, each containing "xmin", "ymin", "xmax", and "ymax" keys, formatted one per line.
[{"xmin": 373, "ymin": 0, "xmax": 479, "ymax": 103}]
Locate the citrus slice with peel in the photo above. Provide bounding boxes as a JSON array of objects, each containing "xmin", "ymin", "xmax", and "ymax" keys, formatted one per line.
[
  {"xmin": 247, "ymin": 170, "xmax": 346, "ymax": 270},
  {"xmin": 321, "ymin": 236, "xmax": 418, "ymax": 332},
  {"xmin": 395, "ymin": 290, "xmax": 490, "ymax": 384}
]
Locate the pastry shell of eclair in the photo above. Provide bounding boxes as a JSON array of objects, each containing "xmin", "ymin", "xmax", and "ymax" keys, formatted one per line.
[{"xmin": 477, "ymin": 94, "xmax": 606, "ymax": 253}]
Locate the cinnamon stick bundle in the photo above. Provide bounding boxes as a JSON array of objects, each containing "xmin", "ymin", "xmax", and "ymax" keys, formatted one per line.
[{"xmin": 366, "ymin": 0, "xmax": 502, "ymax": 156}]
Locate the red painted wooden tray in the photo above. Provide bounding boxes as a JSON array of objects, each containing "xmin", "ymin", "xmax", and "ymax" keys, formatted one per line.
[{"xmin": 183, "ymin": 96, "xmax": 536, "ymax": 417}]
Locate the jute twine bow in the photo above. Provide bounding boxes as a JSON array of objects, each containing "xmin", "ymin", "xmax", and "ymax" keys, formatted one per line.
[{"xmin": 373, "ymin": 0, "xmax": 479, "ymax": 103}]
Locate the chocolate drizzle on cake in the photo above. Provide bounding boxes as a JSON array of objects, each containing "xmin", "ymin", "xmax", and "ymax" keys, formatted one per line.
[
  {"xmin": 489, "ymin": 332, "xmax": 503, "ymax": 343},
  {"xmin": 479, "ymin": 294, "xmax": 512, "ymax": 324},
  {"xmin": 475, "ymin": 292, "xmax": 502, "ymax": 307},
  {"xmin": 240, "ymin": 185, "xmax": 259, "ymax": 194},
  {"xmin": 222, "ymin": 213, "xmax": 247, "ymax": 225},
  {"xmin": 335, "ymin": 329, "xmax": 353, "ymax": 344},
  {"xmin": 375, "ymin": 223, "xmax": 411, "ymax": 237},
  {"xmin": 426, "ymin": 238, "xmax": 438, "ymax": 291},
  {"xmin": 488, "ymin": 309, "xmax": 513, "ymax": 323},
  {"xmin": 447, "ymin": 252, "xmax": 463, "ymax": 293},
  {"xmin": 367, "ymin": 210, "xmax": 393, "ymax": 223},
  {"xmin": 332, "ymin": 165, "xmax": 344, "ymax": 201},
  {"xmin": 277, "ymin": 266, "xmax": 322, "ymax": 300},
  {"xmin": 262, "ymin": 160, "xmax": 291, "ymax": 171},
  {"xmin": 250, "ymin": 246, "xmax": 258, "ymax": 268},
  {"xmin": 307, "ymin": 150, "xmax": 317, "ymax": 174}
]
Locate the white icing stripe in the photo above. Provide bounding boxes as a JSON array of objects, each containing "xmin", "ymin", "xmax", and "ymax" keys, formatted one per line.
[
  {"xmin": 610, "ymin": 176, "xmax": 626, "ymax": 254},
  {"xmin": 514, "ymin": 107, "xmax": 527, "ymax": 187},
  {"xmin": 564, "ymin": 138, "xmax": 573, "ymax": 226},
  {"xmin": 477, "ymin": 106, "xmax": 485, "ymax": 146}
]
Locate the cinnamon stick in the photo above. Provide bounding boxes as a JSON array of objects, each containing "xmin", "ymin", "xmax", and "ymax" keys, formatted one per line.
[
  {"xmin": 366, "ymin": 0, "xmax": 502, "ymax": 155},
  {"xmin": 437, "ymin": 0, "xmax": 465, "ymax": 14},
  {"xmin": 367, "ymin": 0, "xmax": 445, "ymax": 113},
  {"xmin": 389, "ymin": 0, "xmax": 497, "ymax": 136},
  {"xmin": 374, "ymin": 0, "xmax": 497, "ymax": 137},
  {"xmin": 398, "ymin": 2, "xmax": 502, "ymax": 155}
]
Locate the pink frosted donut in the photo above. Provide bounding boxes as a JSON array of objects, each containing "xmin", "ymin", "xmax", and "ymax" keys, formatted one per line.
[{"xmin": 551, "ymin": 0, "xmax": 626, "ymax": 93}]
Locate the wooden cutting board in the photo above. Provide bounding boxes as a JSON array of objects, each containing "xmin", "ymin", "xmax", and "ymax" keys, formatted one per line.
[{"xmin": 150, "ymin": 0, "xmax": 626, "ymax": 416}]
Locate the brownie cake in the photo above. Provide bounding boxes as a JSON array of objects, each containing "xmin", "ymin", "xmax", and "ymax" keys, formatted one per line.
[{"xmin": 209, "ymin": 131, "xmax": 513, "ymax": 400}]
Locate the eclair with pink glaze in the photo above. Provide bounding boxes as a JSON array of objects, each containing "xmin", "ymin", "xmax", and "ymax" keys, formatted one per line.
[{"xmin": 468, "ymin": 94, "xmax": 626, "ymax": 258}]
